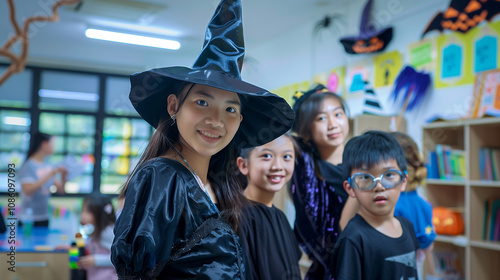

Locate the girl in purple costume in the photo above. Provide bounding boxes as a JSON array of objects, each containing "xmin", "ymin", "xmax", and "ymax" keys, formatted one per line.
[{"xmin": 290, "ymin": 85, "xmax": 358, "ymax": 280}]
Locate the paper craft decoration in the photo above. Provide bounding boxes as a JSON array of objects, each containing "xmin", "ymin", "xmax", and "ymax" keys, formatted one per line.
[
  {"xmin": 422, "ymin": 0, "xmax": 500, "ymax": 38},
  {"xmin": 362, "ymin": 81, "xmax": 384, "ymax": 115},
  {"xmin": 390, "ymin": 66, "xmax": 431, "ymax": 129},
  {"xmin": 339, "ymin": 0, "xmax": 393, "ymax": 54},
  {"xmin": 373, "ymin": 51, "xmax": 403, "ymax": 88},
  {"xmin": 468, "ymin": 68, "xmax": 500, "ymax": 118}
]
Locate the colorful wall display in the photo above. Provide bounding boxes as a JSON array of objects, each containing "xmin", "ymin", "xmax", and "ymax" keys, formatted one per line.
[
  {"xmin": 471, "ymin": 22, "xmax": 500, "ymax": 74},
  {"xmin": 346, "ymin": 59, "xmax": 373, "ymax": 98},
  {"xmin": 435, "ymin": 32, "xmax": 474, "ymax": 88},
  {"xmin": 408, "ymin": 39, "xmax": 436, "ymax": 71},
  {"xmin": 373, "ymin": 51, "xmax": 403, "ymax": 88}
]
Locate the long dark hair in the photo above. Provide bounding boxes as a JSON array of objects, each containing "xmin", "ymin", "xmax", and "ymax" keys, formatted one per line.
[
  {"xmin": 82, "ymin": 193, "xmax": 116, "ymax": 242},
  {"xmin": 27, "ymin": 132, "xmax": 52, "ymax": 159},
  {"xmin": 120, "ymin": 82, "xmax": 247, "ymax": 230}
]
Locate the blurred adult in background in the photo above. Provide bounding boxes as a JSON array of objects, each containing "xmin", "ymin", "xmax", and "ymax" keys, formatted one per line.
[{"xmin": 19, "ymin": 132, "xmax": 66, "ymax": 227}]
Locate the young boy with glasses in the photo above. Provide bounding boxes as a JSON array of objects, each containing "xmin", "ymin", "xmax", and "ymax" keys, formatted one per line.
[{"xmin": 330, "ymin": 130, "xmax": 419, "ymax": 280}]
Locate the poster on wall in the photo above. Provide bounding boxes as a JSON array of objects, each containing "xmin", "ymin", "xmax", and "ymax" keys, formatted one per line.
[
  {"xmin": 472, "ymin": 25, "xmax": 498, "ymax": 73},
  {"xmin": 346, "ymin": 58, "xmax": 373, "ymax": 98},
  {"xmin": 323, "ymin": 66, "xmax": 345, "ymax": 98},
  {"xmin": 435, "ymin": 32, "xmax": 474, "ymax": 89},
  {"xmin": 408, "ymin": 38, "xmax": 436, "ymax": 72},
  {"xmin": 373, "ymin": 51, "xmax": 403, "ymax": 88}
]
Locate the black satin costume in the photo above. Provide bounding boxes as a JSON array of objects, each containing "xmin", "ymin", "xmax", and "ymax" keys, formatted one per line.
[
  {"xmin": 291, "ymin": 141, "xmax": 348, "ymax": 280},
  {"xmin": 111, "ymin": 158, "xmax": 245, "ymax": 279}
]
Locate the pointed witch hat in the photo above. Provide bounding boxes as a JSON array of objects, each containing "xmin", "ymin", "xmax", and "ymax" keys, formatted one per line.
[
  {"xmin": 129, "ymin": 0, "xmax": 294, "ymax": 148},
  {"xmin": 339, "ymin": 0, "xmax": 393, "ymax": 54}
]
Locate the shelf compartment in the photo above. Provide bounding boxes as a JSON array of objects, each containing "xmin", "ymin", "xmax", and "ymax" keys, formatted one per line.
[
  {"xmin": 426, "ymin": 184, "xmax": 465, "ymax": 209},
  {"xmin": 422, "ymin": 126, "xmax": 465, "ymax": 154},
  {"xmin": 470, "ymin": 246, "xmax": 500, "ymax": 280},
  {"xmin": 469, "ymin": 123, "xmax": 500, "ymax": 181},
  {"xmin": 433, "ymin": 242, "xmax": 465, "ymax": 279},
  {"xmin": 469, "ymin": 186, "xmax": 500, "ymax": 241}
]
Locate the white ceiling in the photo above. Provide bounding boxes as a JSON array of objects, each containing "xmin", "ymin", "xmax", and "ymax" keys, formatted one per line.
[{"xmin": 0, "ymin": 0, "xmax": 350, "ymax": 74}]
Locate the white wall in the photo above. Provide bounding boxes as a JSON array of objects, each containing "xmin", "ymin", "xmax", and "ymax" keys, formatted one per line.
[{"xmin": 243, "ymin": 0, "xmax": 476, "ymax": 150}]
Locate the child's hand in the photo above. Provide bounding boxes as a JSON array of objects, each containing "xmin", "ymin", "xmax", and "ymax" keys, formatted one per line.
[{"xmin": 77, "ymin": 255, "xmax": 96, "ymax": 268}]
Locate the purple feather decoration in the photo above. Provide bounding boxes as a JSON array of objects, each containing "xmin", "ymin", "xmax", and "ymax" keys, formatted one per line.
[{"xmin": 390, "ymin": 65, "xmax": 431, "ymax": 112}]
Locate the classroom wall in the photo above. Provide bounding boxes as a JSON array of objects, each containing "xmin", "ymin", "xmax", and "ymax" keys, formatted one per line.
[{"xmin": 243, "ymin": 0, "xmax": 476, "ymax": 150}]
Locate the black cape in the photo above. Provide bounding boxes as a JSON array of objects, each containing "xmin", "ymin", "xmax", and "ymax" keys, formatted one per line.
[
  {"xmin": 238, "ymin": 201, "xmax": 302, "ymax": 280},
  {"xmin": 111, "ymin": 158, "xmax": 245, "ymax": 279}
]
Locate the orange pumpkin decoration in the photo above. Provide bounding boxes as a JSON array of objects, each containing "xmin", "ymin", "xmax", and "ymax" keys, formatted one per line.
[{"xmin": 432, "ymin": 207, "xmax": 464, "ymax": 235}]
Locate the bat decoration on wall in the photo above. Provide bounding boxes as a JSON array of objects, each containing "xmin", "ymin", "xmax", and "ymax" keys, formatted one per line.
[
  {"xmin": 339, "ymin": 0, "xmax": 393, "ymax": 54},
  {"xmin": 422, "ymin": 0, "xmax": 500, "ymax": 38}
]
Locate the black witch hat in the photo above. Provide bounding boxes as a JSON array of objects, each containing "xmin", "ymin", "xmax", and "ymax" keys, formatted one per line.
[
  {"xmin": 339, "ymin": 0, "xmax": 393, "ymax": 54},
  {"xmin": 129, "ymin": 0, "xmax": 294, "ymax": 148}
]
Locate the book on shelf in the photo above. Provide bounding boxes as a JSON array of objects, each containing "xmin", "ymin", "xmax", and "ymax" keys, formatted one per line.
[
  {"xmin": 495, "ymin": 207, "xmax": 500, "ymax": 241},
  {"xmin": 433, "ymin": 250, "xmax": 462, "ymax": 280},
  {"xmin": 432, "ymin": 144, "xmax": 465, "ymax": 181},
  {"xmin": 427, "ymin": 150, "xmax": 440, "ymax": 179},
  {"xmin": 479, "ymin": 147, "xmax": 500, "ymax": 181},
  {"xmin": 483, "ymin": 198, "xmax": 500, "ymax": 241}
]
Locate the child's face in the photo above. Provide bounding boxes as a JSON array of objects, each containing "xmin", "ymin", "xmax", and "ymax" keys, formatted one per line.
[
  {"xmin": 80, "ymin": 203, "xmax": 95, "ymax": 226},
  {"xmin": 344, "ymin": 159, "xmax": 407, "ymax": 219},
  {"xmin": 309, "ymin": 97, "xmax": 349, "ymax": 149},
  {"xmin": 169, "ymin": 84, "xmax": 243, "ymax": 158},
  {"xmin": 237, "ymin": 136, "xmax": 295, "ymax": 194}
]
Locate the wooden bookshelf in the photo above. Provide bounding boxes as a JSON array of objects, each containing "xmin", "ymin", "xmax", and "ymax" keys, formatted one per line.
[{"xmin": 423, "ymin": 117, "xmax": 500, "ymax": 280}]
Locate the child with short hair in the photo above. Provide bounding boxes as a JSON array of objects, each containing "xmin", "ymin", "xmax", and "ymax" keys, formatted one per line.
[
  {"xmin": 236, "ymin": 134, "xmax": 302, "ymax": 280},
  {"xmin": 331, "ymin": 130, "xmax": 419, "ymax": 280}
]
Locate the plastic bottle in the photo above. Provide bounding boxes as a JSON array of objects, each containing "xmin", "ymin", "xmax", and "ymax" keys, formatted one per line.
[{"xmin": 23, "ymin": 207, "xmax": 34, "ymax": 237}]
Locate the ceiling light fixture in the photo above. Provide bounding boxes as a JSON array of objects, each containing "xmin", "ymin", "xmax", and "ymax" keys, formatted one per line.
[{"xmin": 85, "ymin": 28, "xmax": 181, "ymax": 50}]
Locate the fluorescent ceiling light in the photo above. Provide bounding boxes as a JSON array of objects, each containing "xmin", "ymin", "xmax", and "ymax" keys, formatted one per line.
[
  {"xmin": 85, "ymin": 28, "xmax": 181, "ymax": 50},
  {"xmin": 3, "ymin": 116, "xmax": 31, "ymax": 126},
  {"xmin": 39, "ymin": 89, "xmax": 99, "ymax": 102}
]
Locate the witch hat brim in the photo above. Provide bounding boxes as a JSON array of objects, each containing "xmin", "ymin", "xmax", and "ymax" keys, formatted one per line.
[{"xmin": 129, "ymin": 0, "xmax": 294, "ymax": 148}]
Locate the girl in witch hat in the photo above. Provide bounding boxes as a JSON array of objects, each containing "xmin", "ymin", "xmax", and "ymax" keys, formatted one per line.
[{"xmin": 111, "ymin": 0, "xmax": 294, "ymax": 279}]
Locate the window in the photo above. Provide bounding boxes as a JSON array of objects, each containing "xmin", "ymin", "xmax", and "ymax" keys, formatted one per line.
[
  {"xmin": 101, "ymin": 117, "xmax": 151, "ymax": 194},
  {"xmin": 0, "ymin": 110, "xmax": 31, "ymax": 192},
  {"xmin": 39, "ymin": 113, "xmax": 96, "ymax": 194},
  {"xmin": 0, "ymin": 64, "xmax": 153, "ymax": 196},
  {"xmin": 39, "ymin": 70, "xmax": 99, "ymax": 112},
  {"xmin": 0, "ymin": 66, "xmax": 32, "ymax": 108}
]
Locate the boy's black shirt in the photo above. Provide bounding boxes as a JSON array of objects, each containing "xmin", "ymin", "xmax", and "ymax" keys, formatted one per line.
[{"xmin": 331, "ymin": 214, "xmax": 419, "ymax": 280}]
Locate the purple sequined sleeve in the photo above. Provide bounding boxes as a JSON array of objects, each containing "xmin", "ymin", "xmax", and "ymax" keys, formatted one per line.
[{"xmin": 291, "ymin": 146, "xmax": 347, "ymax": 280}]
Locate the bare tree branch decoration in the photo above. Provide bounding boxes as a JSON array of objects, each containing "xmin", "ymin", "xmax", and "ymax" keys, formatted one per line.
[{"xmin": 0, "ymin": 0, "xmax": 81, "ymax": 86}]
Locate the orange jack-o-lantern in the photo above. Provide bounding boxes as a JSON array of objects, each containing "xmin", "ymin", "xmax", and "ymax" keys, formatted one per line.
[{"xmin": 432, "ymin": 207, "xmax": 464, "ymax": 235}]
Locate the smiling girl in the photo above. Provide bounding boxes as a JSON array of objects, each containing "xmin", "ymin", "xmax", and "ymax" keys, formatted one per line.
[
  {"xmin": 236, "ymin": 134, "xmax": 302, "ymax": 280},
  {"xmin": 290, "ymin": 84, "xmax": 358, "ymax": 280},
  {"xmin": 111, "ymin": 1, "xmax": 294, "ymax": 279}
]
